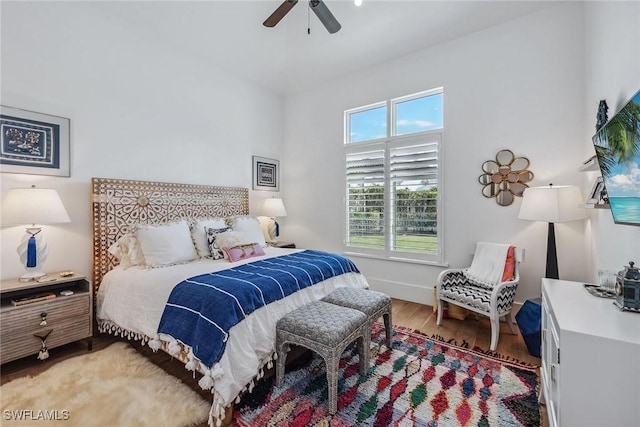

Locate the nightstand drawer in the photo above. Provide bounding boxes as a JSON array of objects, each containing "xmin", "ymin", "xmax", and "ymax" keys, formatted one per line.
[
  {"xmin": 1, "ymin": 294, "xmax": 90, "ymax": 330},
  {"xmin": 1, "ymin": 314, "xmax": 91, "ymax": 364}
]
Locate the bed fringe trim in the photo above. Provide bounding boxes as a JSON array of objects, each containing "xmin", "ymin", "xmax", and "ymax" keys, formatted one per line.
[{"xmin": 98, "ymin": 320, "xmax": 277, "ymax": 427}]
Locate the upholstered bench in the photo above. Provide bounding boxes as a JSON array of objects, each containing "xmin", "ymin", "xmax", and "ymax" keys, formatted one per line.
[
  {"xmin": 322, "ymin": 287, "xmax": 393, "ymax": 348},
  {"xmin": 275, "ymin": 300, "xmax": 369, "ymax": 415}
]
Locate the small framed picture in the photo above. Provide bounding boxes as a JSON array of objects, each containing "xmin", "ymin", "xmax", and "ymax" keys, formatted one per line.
[
  {"xmin": 587, "ymin": 176, "xmax": 604, "ymax": 204},
  {"xmin": 252, "ymin": 156, "xmax": 279, "ymax": 191},
  {"xmin": 0, "ymin": 106, "xmax": 70, "ymax": 177}
]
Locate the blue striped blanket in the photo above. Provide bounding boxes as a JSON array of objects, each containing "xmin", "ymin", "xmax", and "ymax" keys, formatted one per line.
[{"xmin": 157, "ymin": 250, "xmax": 360, "ymax": 368}]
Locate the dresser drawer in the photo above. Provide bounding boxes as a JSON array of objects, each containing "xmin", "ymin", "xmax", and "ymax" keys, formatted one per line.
[
  {"xmin": 1, "ymin": 294, "xmax": 90, "ymax": 331},
  {"xmin": 0, "ymin": 314, "xmax": 92, "ymax": 364}
]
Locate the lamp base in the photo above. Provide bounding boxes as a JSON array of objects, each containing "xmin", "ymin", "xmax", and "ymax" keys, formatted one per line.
[
  {"xmin": 19, "ymin": 268, "xmax": 46, "ymax": 281},
  {"xmin": 545, "ymin": 222, "xmax": 559, "ymax": 280},
  {"xmin": 17, "ymin": 227, "xmax": 49, "ymax": 281}
]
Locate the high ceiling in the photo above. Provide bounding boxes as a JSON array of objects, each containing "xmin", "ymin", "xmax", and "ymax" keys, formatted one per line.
[{"xmin": 85, "ymin": 1, "xmax": 559, "ymax": 94}]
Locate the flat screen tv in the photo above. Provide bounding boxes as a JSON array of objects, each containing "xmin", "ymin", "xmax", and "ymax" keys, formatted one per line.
[{"xmin": 592, "ymin": 89, "xmax": 640, "ymax": 226}]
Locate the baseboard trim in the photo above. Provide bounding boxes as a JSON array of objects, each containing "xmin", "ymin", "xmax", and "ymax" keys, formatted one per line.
[{"xmin": 366, "ymin": 277, "xmax": 431, "ymax": 306}]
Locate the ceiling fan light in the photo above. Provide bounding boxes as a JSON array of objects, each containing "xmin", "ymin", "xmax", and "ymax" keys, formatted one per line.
[{"xmin": 355, "ymin": 0, "xmax": 363, "ymax": 7}]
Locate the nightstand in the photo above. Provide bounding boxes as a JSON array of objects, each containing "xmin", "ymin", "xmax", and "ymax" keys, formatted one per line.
[
  {"xmin": 269, "ymin": 241, "xmax": 296, "ymax": 249},
  {"xmin": 0, "ymin": 272, "xmax": 93, "ymax": 364}
]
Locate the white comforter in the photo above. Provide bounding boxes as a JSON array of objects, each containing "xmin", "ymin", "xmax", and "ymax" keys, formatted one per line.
[{"xmin": 96, "ymin": 247, "xmax": 368, "ymax": 421}]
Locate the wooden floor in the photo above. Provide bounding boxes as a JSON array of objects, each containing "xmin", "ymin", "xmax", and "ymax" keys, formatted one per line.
[{"xmin": 1, "ymin": 298, "xmax": 548, "ymax": 426}]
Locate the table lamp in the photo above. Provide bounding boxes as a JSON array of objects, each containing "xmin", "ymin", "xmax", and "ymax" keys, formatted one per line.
[
  {"xmin": 1, "ymin": 185, "xmax": 71, "ymax": 280},
  {"xmin": 518, "ymin": 184, "xmax": 586, "ymax": 279},
  {"xmin": 262, "ymin": 197, "xmax": 287, "ymax": 242}
]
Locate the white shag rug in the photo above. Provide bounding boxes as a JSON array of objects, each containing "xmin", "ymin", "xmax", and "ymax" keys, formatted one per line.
[{"xmin": 1, "ymin": 342, "xmax": 210, "ymax": 426}]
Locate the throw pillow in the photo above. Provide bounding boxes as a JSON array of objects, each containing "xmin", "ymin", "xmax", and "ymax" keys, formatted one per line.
[
  {"xmin": 191, "ymin": 218, "xmax": 227, "ymax": 258},
  {"xmin": 206, "ymin": 226, "xmax": 232, "ymax": 260},
  {"xmin": 222, "ymin": 243, "xmax": 265, "ymax": 262},
  {"xmin": 108, "ymin": 233, "xmax": 146, "ymax": 268},
  {"xmin": 228, "ymin": 216, "xmax": 267, "ymax": 247},
  {"xmin": 502, "ymin": 246, "xmax": 516, "ymax": 282},
  {"xmin": 214, "ymin": 231, "xmax": 247, "ymax": 257}
]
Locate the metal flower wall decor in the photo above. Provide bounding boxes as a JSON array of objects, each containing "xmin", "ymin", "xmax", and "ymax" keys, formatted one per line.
[{"xmin": 479, "ymin": 149, "xmax": 534, "ymax": 206}]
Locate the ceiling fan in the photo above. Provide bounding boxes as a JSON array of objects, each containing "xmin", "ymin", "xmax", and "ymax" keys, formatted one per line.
[{"xmin": 263, "ymin": 0, "xmax": 342, "ymax": 34}]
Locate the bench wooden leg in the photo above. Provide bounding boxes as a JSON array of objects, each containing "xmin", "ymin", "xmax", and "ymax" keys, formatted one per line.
[
  {"xmin": 275, "ymin": 342, "xmax": 289, "ymax": 386},
  {"xmin": 325, "ymin": 355, "xmax": 339, "ymax": 414},
  {"xmin": 357, "ymin": 334, "xmax": 369, "ymax": 375},
  {"xmin": 383, "ymin": 309, "xmax": 392, "ymax": 348}
]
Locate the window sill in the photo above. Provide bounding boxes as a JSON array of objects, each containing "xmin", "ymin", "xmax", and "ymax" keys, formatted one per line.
[{"xmin": 343, "ymin": 251, "xmax": 448, "ymax": 268}]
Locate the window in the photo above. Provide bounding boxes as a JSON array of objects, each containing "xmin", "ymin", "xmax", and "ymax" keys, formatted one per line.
[
  {"xmin": 344, "ymin": 88, "xmax": 443, "ymax": 263},
  {"xmin": 348, "ymin": 103, "xmax": 387, "ymax": 143}
]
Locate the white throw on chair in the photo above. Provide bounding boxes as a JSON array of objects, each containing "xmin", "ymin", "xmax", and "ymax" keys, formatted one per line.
[{"xmin": 436, "ymin": 242, "xmax": 524, "ymax": 351}]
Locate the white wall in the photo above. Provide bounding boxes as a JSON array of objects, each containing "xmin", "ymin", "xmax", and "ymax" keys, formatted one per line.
[
  {"xmin": 3, "ymin": 1, "xmax": 635, "ymax": 303},
  {"xmin": 282, "ymin": 2, "xmax": 591, "ymax": 305},
  {"xmin": 582, "ymin": 2, "xmax": 640, "ymax": 279},
  {"xmin": 0, "ymin": 2, "xmax": 285, "ymax": 280}
]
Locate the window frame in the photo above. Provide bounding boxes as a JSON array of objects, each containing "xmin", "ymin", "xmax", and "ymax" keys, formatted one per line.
[
  {"xmin": 343, "ymin": 88, "xmax": 444, "ymax": 264},
  {"xmin": 344, "ymin": 100, "xmax": 388, "ymax": 145},
  {"xmin": 391, "ymin": 87, "xmax": 443, "ymax": 137}
]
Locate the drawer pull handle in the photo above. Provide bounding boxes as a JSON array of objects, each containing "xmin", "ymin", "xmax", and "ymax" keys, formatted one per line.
[{"xmin": 40, "ymin": 312, "xmax": 48, "ymax": 326}]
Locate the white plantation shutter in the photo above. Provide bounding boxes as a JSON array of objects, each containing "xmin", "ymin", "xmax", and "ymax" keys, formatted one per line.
[
  {"xmin": 346, "ymin": 150, "xmax": 385, "ymax": 185},
  {"xmin": 389, "ymin": 143, "xmax": 438, "ymax": 182},
  {"xmin": 346, "ymin": 148, "xmax": 385, "ymax": 249},
  {"xmin": 345, "ymin": 136, "xmax": 441, "ymax": 258},
  {"xmin": 390, "ymin": 139, "xmax": 439, "ymax": 254}
]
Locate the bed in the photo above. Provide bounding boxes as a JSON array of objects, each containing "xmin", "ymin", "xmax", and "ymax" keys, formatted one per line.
[{"xmin": 91, "ymin": 178, "xmax": 369, "ymax": 426}]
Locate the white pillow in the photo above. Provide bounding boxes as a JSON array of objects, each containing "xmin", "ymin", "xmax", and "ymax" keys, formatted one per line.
[
  {"xmin": 215, "ymin": 231, "xmax": 247, "ymax": 252},
  {"xmin": 135, "ymin": 220, "xmax": 198, "ymax": 268},
  {"xmin": 191, "ymin": 218, "xmax": 227, "ymax": 257},
  {"xmin": 108, "ymin": 233, "xmax": 146, "ymax": 268},
  {"xmin": 229, "ymin": 216, "xmax": 267, "ymax": 247}
]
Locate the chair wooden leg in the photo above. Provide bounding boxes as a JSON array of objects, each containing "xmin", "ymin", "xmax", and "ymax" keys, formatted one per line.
[
  {"xmin": 490, "ymin": 316, "xmax": 500, "ymax": 351},
  {"xmin": 436, "ymin": 297, "xmax": 443, "ymax": 325},
  {"xmin": 505, "ymin": 312, "xmax": 517, "ymax": 335}
]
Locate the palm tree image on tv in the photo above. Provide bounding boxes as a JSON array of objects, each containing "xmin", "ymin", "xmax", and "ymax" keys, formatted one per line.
[{"xmin": 593, "ymin": 91, "xmax": 640, "ymax": 225}]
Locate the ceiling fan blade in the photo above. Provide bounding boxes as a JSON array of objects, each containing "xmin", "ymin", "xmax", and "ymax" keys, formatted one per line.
[
  {"xmin": 263, "ymin": 0, "xmax": 299, "ymax": 28},
  {"xmin": 310, "ymin": 0, "xmax": 341, "ymax": 34}
]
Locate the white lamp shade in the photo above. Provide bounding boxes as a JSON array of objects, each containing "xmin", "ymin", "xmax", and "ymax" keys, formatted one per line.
[
  {"xmin": 1, "ymin": 187, "xmax": 71, "ymax": 226},
  {"xmin": 518, "ymin": 185, "xmax": 587, "ymax": 223},
  {"xmin": 262, "ymin": 198, "xmax": 287, "ymax": 217}
]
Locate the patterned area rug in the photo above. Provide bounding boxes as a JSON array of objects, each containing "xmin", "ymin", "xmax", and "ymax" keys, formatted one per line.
[{"xmin": 234, "ymin": 324, "xmax": 540, "ymax": 427}]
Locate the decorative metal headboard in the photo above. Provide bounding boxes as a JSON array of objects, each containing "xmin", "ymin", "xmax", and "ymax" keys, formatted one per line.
[{"xmin": 91, "ymin": 177, "xmax": 249, "ymax": 290}]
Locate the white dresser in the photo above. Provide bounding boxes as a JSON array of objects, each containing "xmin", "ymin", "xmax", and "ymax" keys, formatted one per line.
[{"xmin": 540, "ymin": 278, "xmax": 640, "ymax": 427}]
